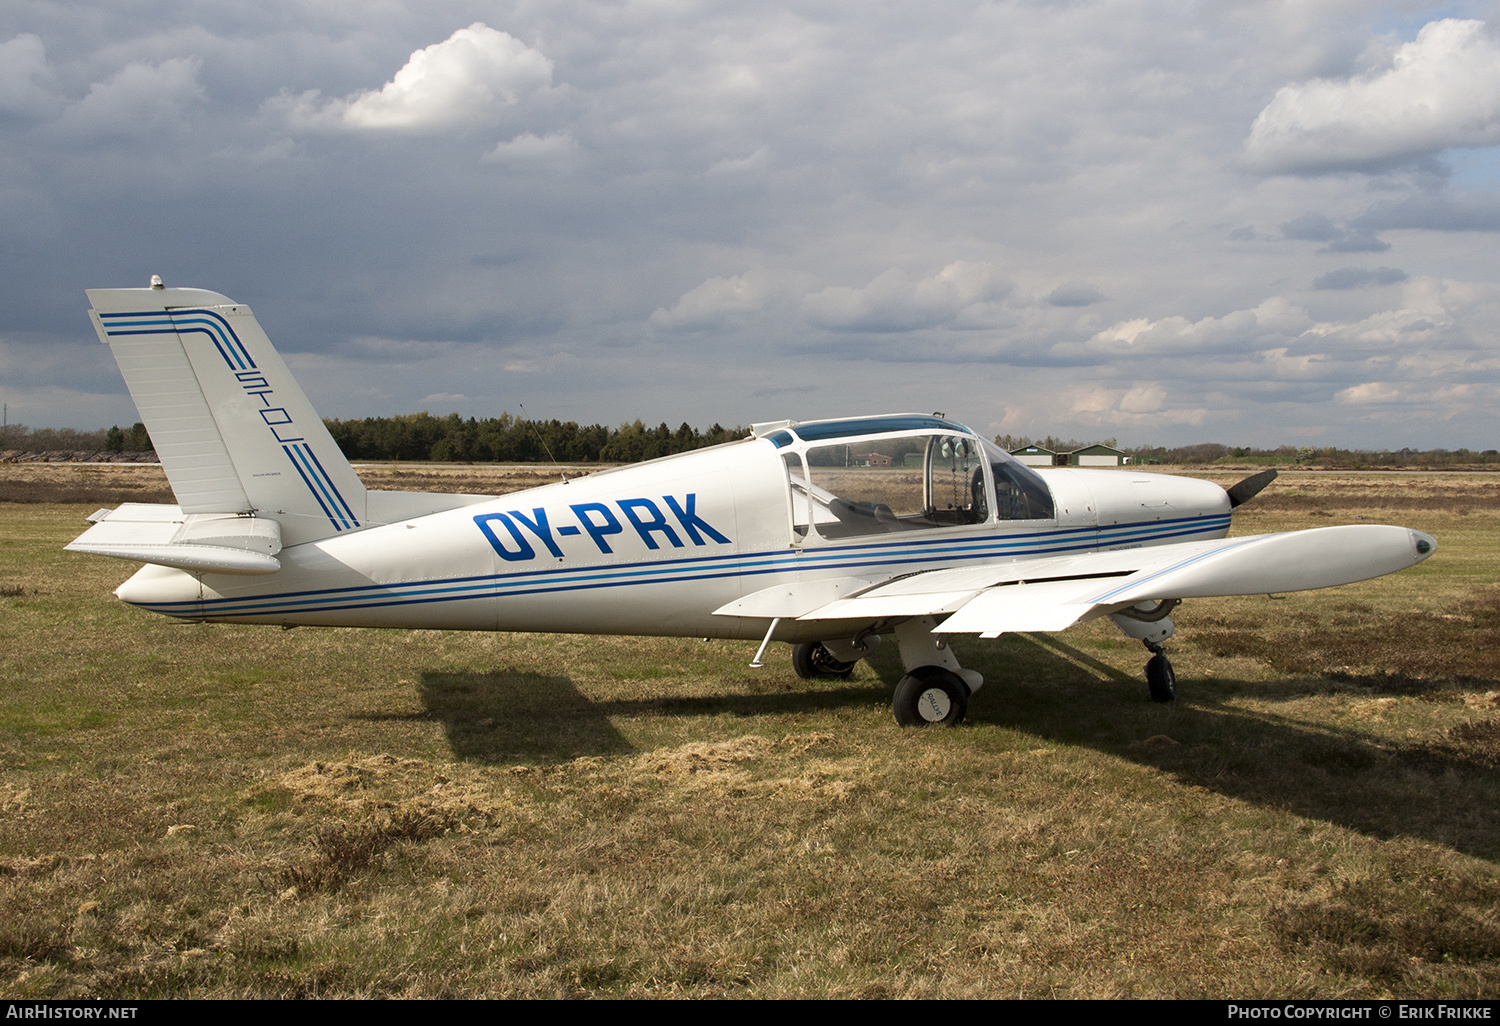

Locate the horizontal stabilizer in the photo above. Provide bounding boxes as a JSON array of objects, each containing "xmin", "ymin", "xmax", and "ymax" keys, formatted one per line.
[{"xmin": 66, "ymin": 503, "xmax": 282, "ymax": 575}]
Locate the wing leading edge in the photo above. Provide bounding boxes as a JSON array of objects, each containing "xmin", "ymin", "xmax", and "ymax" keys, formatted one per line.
[{"xmin": 761, "ymin": 524, "xmax": 1435, "ymax": 638}]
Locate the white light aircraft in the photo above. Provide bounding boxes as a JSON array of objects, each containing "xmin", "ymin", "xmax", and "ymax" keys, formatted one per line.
[{"xmin": 69, "ymin": 282, "xmax": 1437, "ymax": 726}]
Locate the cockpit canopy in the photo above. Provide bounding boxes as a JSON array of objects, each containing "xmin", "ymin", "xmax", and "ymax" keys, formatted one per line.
[{"xmin": 756, "ymin": 415, "xmax": 1054, "ymax": 542}]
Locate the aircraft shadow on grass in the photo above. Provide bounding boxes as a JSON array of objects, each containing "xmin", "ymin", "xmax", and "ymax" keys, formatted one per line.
[
  {"xmin": 957, "ymin": 633, "xmax": 1500, "ymax": 863},
  {"xmin": 410, "ymin": 665, "xmax": 891, "ymax": 764},
  {"xmin": 410, "ymin": 637, "xmax": 1500, "ymax": 862}
]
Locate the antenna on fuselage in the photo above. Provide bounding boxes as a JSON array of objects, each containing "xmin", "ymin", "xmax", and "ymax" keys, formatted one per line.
[{"xmin": 518, "ymin": 403, "xmax": 568, "ymax": 484}]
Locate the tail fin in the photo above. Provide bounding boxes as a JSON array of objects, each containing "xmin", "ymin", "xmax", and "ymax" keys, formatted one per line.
[{"xmin": 87, "ymin": 285, "xmax": 366, "ymax": 545}]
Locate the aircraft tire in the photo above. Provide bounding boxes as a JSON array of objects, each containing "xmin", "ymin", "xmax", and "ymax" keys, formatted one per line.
[
  {"xmin": 893, "ymin": 666, "xmax": 969, "ymax": 727},
  {"xmin": 1146, "ymin": 653, "xmax": 1176, "ymax": 703},
  {"xmin": 792, "ymin": 642, "xmax": 857, "ymax": 680}
]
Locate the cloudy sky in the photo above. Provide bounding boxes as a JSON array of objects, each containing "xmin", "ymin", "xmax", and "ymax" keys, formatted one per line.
[{"xmin": 4, "ymin": 1, "xmax": 1500, "ymax": 449}]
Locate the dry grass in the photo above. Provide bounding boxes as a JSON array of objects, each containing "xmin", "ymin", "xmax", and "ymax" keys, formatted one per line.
[
  {"xmin": 2, "ymin": 467, "xmax": 1500, "ymax": 997},
  {"xmin": 0, "ymin": 461, "xmax": 594, "ymax": 506}
]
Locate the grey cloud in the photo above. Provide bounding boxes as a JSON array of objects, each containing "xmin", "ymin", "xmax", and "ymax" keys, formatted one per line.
[
  {"xmin": 1281, "ymin": 212, "xmax": 1389, "ymax": 252},
  {"xmin": 1354, "ymin": 194, "xmax": 1500, "ymax": 233},
  {"xmin": 0, "ymin": 34, "xmax": 56, "ymax": 116},
  {"xmin": 801, "ymin": 263, "xmax": 1012, "ymax": 333},
  {"xmin": 1046, "ymin": 282, "xmax": 1106, "ymax": 307},
  {"xmin": 3, "ymin": 2, "xmax": 1500, "ymax": 450},
  {"xmin": 1313, "ymin": 267, "xmax": 1408, "ymax": 290},
  {"xmin": 56, "ymin": 55, "xmax": 205, "ymax": 136}
]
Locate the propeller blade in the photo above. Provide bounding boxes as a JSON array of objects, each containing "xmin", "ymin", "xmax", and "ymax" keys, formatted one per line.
[{"xmin": 1226, "ymin": 468, "xmax": 1277, "ymax": 508}]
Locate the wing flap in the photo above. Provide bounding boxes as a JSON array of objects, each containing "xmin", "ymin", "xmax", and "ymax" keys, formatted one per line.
[
  {"xmin": 798, "ymin": 590, "xmax": 982, "ymax": 620},
  {"xmin": 935, "ymin": 579, "xmax": 1105, "ymax": 635}
]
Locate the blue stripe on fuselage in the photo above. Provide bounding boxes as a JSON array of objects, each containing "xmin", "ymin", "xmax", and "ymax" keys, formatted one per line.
[{"xmin": 124, "ymin": 514, "xmax": 1230, "ymax": 619}]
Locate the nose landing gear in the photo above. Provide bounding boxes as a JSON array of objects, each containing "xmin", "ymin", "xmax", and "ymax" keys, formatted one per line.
[{"xmin": 1110, "ymin": 602, "xmax": 1180, "ymax": 704}]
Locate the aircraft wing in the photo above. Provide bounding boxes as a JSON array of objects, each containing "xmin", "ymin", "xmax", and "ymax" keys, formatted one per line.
[{"xmin": 719, "ymin": 525, "xmax": 1434, "ymax": 637}]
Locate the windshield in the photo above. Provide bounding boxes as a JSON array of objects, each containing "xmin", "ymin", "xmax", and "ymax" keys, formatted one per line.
[{"xmin": 980, "ymin": 437, "xmax": 1055, "ymax": 520}]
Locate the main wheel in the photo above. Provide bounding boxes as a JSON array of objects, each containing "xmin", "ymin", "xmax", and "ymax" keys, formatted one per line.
[
  {"xmin": 893, "ymin": 666, "xmax": 969, "ymax": 727},
  {"xmin": 792, "ymin": 641, "xmax": 857, "ymax": 680},
  {"xmin": 1146, "ymin": 652, "xmax": 1176, "ymax": 703}
]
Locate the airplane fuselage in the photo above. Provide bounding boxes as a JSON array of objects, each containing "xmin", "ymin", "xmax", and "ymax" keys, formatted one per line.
[{"xmin": 115, "ymin": 428, "xmax": 1232, "ymax": 641}]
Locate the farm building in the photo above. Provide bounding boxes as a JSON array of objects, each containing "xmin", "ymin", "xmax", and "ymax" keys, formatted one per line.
[
  {"xmin": 1065, "ymin": 444, "xmax": 1130, "ymax": 466},
  {"xmin": 1010, "ymin": 444, "xmax": 1056, "ymax": 467}
]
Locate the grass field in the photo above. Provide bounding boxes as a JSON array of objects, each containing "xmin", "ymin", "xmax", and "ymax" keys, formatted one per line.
[{"xmin": 2, "ymin": 463, "xmax": 1498, "ymax": 998}]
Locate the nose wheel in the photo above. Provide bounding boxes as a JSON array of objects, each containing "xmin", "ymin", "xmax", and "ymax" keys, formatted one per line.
[{"xmin": 1145, "ymin": 650, "xmax": 1175, "ymax": 703}]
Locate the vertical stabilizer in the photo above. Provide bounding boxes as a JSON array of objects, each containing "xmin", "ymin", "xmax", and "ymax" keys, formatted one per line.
[{"xmin": 87, "ymin": 286, "xmax": 367, "ymax": 545}]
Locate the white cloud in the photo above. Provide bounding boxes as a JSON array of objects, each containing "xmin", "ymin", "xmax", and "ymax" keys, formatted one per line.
[
  {"xmin": 9, "ymin": 3, "xmax": 1500, "ymax": 448},
  {"xmin": 1067, "ymin": 384, "xmax": 1207, "ymax": 427},
  {"xmin": 651, "ymin": 272, "xmax": 767, "ymax": 331},
  {"xmin": 1246, "ymin": 19, "xmax": 1500, "ymax": 173},
  {"xmin": 0, "ymin": 35, "xmax": 56, "ymax": 116},
  {"xmin": 1337, "ymin": 381, "xmax": 1402, "ymax": 404},
  {"xmin": 57, "ymin": 56, "xmax": 205, "ymax": 135},
  {"xmin": 800, "ymin": 261, "xmax": 1011, "ymax": 332},
  {"xmin": 281, "ymin": 23, "xmax": 553, "ymax": 131},
  {"xmin": 483, "ymin": 131, "xmax": 579, "ymax": 165},
  {"xmin": 1068, "ymin": 298, "xmax": 1313, "ymax": 359}
]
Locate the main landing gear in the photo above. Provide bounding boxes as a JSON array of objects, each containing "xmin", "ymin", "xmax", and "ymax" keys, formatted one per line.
[
  {"xmin": 1110, "ymin": 601, "xmax": 1181, "ymax": 704},
  {"xmin": 789, "ymin": 619, "xmax": 984, "ymax": 727},
  {"xmin": 791, "ymin": 641, "xmax": 857, "ymax": 680},
  {"xmin": 893, "ymin": 665, "xmax": 969, "ymax": 727},
  {"xmin": 891, "ymin": 616, "xmax": 984, "ymax": 728}
]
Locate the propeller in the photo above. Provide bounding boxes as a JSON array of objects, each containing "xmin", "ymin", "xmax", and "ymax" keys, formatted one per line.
[{"xmin": 1226, "ymin": 468, "xmax": 1277, "ymax": 508}]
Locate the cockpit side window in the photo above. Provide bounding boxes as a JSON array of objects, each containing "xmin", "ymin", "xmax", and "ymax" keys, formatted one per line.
[
  {"xmin": 791, "ymin": 433, "xmax": 990, "ymax": 539},
  {"xmin": 925, "ymin": 435, "xmax": 987, "ymax": 527}
]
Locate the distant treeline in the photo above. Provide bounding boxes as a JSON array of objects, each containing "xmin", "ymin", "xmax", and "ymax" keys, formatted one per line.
[
  {"xmin": 322, "ymin": 412, "xmax": 749, "ymax": 464},
  {"xmin": 1132, "ymin": 443, "xmax": 1500, "ymax": 468},
  {"xmin": 996, "ymin": 434, "xmax": 1500, "ymax": 468},
  {"xmin": 5, "ymin": 418, "xmax": 1499, "ymax": 469},
  {"xmin": 0, "ymin": 423, "xmax": 153, "ymax": 454}
]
